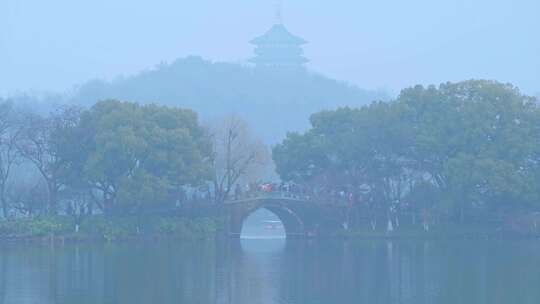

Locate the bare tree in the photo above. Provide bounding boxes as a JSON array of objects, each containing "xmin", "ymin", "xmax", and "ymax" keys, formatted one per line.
[
  {"xmin": 62, "ymin": 187, "xmax": 92, "ymax": 232},
  {"xmin": 16, "ymin": 106, "xmax": 82, "ymax": 215},
  {"xmin": 8, "ymin": 177, "xmax": 48, "ymax": 217},
  {"xmin": 207, "ymin": 115, "xmax": 270, "ymax": 203},
  {"xmin": 0, "ymin": 102, "xmax": 22, "ymax": 218}
]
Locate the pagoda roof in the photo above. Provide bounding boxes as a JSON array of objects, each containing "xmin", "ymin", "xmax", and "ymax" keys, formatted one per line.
[
  {"xmin": 250, "ymin": 24, "xmax": 307, "ymax": 46},
  {"xmin": 249, "ymin": 55, "xmax": 309, "ymax": 64}
]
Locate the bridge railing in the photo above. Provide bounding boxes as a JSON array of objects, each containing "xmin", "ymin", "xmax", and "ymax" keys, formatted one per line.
[
  {"xmin": 233, "ymin": 191, "xmax": 301, "ymax": 200},
  {"xmin": 229, "ymin": 190, "xmax": 353, "ymax": 206}
]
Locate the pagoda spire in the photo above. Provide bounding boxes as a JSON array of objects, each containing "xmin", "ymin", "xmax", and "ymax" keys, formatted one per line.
[{"xmin": 274, "ymin": 0, "xmax": 283, "ymax": 25}]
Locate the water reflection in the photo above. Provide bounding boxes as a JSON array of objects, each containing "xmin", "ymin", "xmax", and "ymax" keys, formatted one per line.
[
  {"xmin": 1, "ymin": 239, "xmax": 540, "ymax": 304},
  {"xmin": 241, "ymin": 208, "xmax": 286, "ymax": 240}
]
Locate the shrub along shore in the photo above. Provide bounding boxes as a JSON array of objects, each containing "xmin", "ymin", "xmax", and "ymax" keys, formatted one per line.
[
  {"xmin": 0, "ymin": 216, "xmax": 225, "ymax": 243},
  {"xmin": 1, "ymin": 215, "xmax": 539, "ymax": 243},
  {"xmin": 339, "ymin": 224, "xmax": 540, "ymax": 240}
]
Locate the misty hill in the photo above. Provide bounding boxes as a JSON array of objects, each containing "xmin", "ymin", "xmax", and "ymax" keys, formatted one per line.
[
  {"xmin": 7, "ymin": 57, "xmax": 387, "ymax": 143},
  {"xmin": 69, "ymin": 57, "xmax": 388, "ymax": 142}
]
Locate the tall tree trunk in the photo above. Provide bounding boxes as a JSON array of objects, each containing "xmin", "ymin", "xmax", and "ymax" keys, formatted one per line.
[
  {"xmin": 104, "ymin": 196, "xmax": 113, "ymax": 215},
  {"xmin": 0, "ymin": 183, "xmax": 7, "ymax": 218},
  {"xmin": 88, "ymin": 199, "xmax": 94, "ymax": 216},
  {"xmin": 47, "ymin": 182, "xmax": 58, "ymax": 215},
  {"xmin": 0, "ymin": 197, "xmax": 7, "ymax": 219}
]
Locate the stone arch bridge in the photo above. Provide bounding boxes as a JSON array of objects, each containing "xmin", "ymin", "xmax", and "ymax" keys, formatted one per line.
[{"xmin": 224, "ymin": 196, "xmax": 348, "ymax": 238}]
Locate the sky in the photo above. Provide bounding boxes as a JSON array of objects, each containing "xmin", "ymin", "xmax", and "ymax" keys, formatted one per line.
[{"xmin": 1, "ymin": 0, "xmax": 539, "ymax": 97}]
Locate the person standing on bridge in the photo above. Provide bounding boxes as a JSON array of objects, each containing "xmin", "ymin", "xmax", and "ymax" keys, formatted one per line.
[{"xmin": 235, "ymin": 184, "xmax": 242, "ymax": 200}]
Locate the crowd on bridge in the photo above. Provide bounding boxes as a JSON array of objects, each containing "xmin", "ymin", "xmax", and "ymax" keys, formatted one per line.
[
  {"xmin": 234, "ymin": 182, "xmax": 312, "ymax": 201},
  {"xmin": 179, "ymin": 180, "xmax": 413, "ymax": 214},
  {"xmin": 234, "ymin": 181, "xmax": 370, "ymax": 207}
]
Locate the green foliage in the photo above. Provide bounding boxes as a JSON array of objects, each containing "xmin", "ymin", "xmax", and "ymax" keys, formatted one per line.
[
  {"xmin": 64, "ymin": 100, "xmax": 213, "ymax": 214},
  {"xmin": 0, "ymin": 215, "xmax": 222, "ymax": 241},
  {"xmin": 0, "ymin": 217, "xmax": 71, "ymax": 237},
  {"xmin": 156, "ymin": 217, "xmax": 220, "ymax": 239},
  {"xmin": 80, "ymin": 216, "xmax": 137, "ymax": 241},
  {"xmin": 79, "ymin": 216, "xmax": 221, "ymax": 241},
  {"xmin": 343, "ymin": 223, "xmax": 503, "ymax": 239},
  {"xmin": 274, "ymin": 80, "xmax": 540, "ymax": 220},
  {"xmin": 116, "ymin": 170, "xmax": 171, "ymax": 210}
]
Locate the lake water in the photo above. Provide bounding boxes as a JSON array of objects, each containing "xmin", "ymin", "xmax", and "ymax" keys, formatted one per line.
[{"xmin": 1, "ymin": 238, "xmax": 540, "ymax": 304}]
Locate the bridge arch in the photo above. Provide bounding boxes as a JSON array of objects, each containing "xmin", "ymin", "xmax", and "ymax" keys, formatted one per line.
[
  {"xmin": 227, "ymin": 198, "xmax": 309, "ymax": 238},
  {"xmin": 226, "ymin": 197, "xmax": 347, "ymax": 238}
]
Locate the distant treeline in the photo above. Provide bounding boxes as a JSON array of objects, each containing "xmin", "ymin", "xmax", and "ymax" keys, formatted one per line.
[{"xmin": 273, "ymin": 80, "xmax": 540, "ymax": 229}]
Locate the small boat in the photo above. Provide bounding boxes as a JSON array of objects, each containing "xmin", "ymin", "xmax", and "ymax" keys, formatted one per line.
[{"xmin": 263, "ymin": 220, "xmax": 282, "ymax": 230}]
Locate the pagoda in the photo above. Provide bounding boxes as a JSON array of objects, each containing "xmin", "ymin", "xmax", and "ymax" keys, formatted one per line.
[{"xmin": 249, "ymin": 23, "xmax": 308, "ymax": 69}]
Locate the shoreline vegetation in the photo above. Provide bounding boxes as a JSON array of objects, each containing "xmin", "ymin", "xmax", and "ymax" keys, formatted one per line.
[
  {"xmin": 341, "ymin": 224, "xmax": 540, "ymax": 240},
  {"xmin": 1, "ymin": 215, "xmax": 539, "ymax": 244},
  {"xmin": 0, "ymin": 216, "xmax": 225, "ymax": 243}
]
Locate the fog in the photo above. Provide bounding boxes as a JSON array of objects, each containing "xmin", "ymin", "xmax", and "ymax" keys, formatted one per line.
[
  {"xmin": 1, "ymin": 0, "xmax": 539, "ymax": 97},
  {"xmin": 2, "ymin": 2, "xmax": 540, "ymax": 303}
]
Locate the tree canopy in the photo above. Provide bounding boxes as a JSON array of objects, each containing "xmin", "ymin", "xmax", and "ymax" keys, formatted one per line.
[
  {"xmin": 72, "ymin": 100, "xmax": 212, "ymax": 214},
  {"xmin": 273, "ymin": 80, "xmax": 540, "ymax": 220}
]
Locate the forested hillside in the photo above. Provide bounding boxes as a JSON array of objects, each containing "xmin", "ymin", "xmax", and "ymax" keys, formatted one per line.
[{"xmin": 66, "ymin": 57, "xmax": 388, "ymax": 143}]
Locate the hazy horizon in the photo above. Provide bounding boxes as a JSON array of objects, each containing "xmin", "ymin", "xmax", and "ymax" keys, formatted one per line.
[
  {"xmin": 1, "ymin": 0, "xmax": 539, "ymax": 97},
  {"xmin": 2, "ymin": 2, "xmax": 540, "ymax": 303}
]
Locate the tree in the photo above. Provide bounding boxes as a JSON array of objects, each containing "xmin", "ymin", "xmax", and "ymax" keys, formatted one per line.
[
  {"xmin": 273, "ymin": 131, "xmax": 328, "ymax": 183},
  {"xmin": 208, "ymin": 115, "xmax": 269, "ymax": 203},
  {"xmin": 400, "ymin": 80, "xmax": 539, "ymax": 219},
  {"xmin": 8, "ymin": 175, "xmax": 48, "ymax": 217},
  {"xmin": 0, "ymin": 101, "xmax": 22, "ymax": 217},
  {"xmin": 273, "ymin": 80, "xmax": 540, "ymax": 228},
  {"xmin": 275, "ymin": 104, "xmax": 413, "ymax": 199},
  {"xmin": 79, "ymin": 100, "xmax": 212, "ymax": 214},
  {"xmin": 16, "ymin": 105, "xmax": 82, "ymax": 215}
]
